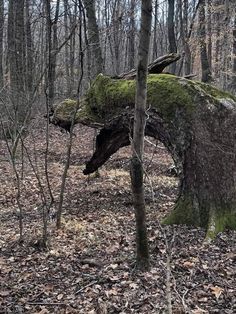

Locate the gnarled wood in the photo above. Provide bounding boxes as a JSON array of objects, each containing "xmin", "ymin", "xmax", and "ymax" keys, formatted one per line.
[{"xmin": 52, "ymin": 73, "xmax": 236, "ymax": 239}]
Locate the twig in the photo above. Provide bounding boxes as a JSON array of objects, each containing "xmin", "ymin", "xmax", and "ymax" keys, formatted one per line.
[
  {"xmin": 75, "ymin": 281, "xmax": 98, "ymax": 295},
  {"xmin": 144, "ymin": 137, "xmax": 165, "ymax": 149},
  {"xmin": 166, "ymin": 254, "xmax": 172, "ymax": 314},
  {"xmin": 27, "ymin": 302, "xmax": 66, "ymax": 306}
]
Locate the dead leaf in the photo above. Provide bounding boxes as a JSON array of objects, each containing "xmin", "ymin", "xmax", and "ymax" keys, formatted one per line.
[
  {"xmin": 129, "ymin": 282, "xmax": 138, "ymax": 289},
  {"xmin": 109, "ymin": 263, "xmax": 118, "ymax": 269},
  {"xmin": 210, "ymin": 286, "xmax": 224, "ymax": 299},
  {"xmin": 33, "ymin": 308, "xmax": 50, "ymax": 314},
  {"xmin": 0, "ymin": 291, "xmax": 10, "ymax": 296},
  {"xmin": 57, "ymin": 293, "xmax": 64, "ymax": 300},
  {"xmin": 105, "ymin": 288, "xmax": 118, "ymax": 297},
  {"xmin": 192, "ymin": 306, "xmax": 208, "ymax": 313},
  {"xmin": 183, "ymin": 261, "xmax": 195, "ymax": 268}
]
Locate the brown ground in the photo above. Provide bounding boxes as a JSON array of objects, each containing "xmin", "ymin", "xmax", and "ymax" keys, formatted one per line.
[{"xmin": 0, "ymin": 119, "xmax": 235, "ymax": 314}]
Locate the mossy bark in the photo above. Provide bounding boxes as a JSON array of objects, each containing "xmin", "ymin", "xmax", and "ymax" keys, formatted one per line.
[{"xmin": 52, "ymin": 74, "xmax": 236, "ymax": 238}]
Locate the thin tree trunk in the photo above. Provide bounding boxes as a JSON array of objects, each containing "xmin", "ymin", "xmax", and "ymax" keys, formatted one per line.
[
  {"xmin": 44, "ymin": 0, "xmax": 60, "ymax": 108},
  {"xmin": 152, "ymin": 0, "xmax": 158, "ymax": 61},
  {"xmin": 183, "ymin": 0, "xmax": 191, "ymax": 75},
  {"xmin": 167, "ymin": 0, "xmax": 177, "ymax": 74},
  {"xmin": 0, "ymin": 0, "xmax": 4, "ymax": 89},
  {"xmin": 230, "ymin": 6, "xmax": 236, "ymax": 91},
  {"xmin": 198, "ymin": 0, "xmax": 211, "ymax": 82},
  {"xmin": 207, "ymin": 0, "xmax": 212, "ymax": 70},
  {"xmin": 69, "ymin": 1, "xmax": 77, "ymax": 93},
  {"xmin": 25, "ymin": 0, "xmax": 34, "ymax": 95},
  {"xmin": 128, "ymin": 0, "xmax": 135, "ymax": 69},
  {"xmin": 83, "ymin": 0, "xmax": 104, "ymax": 76},
  {"xmin": 64, "ymin": 0, "xmax": 71, "ymax": 96},
  {"xmin": 8, "ymin": 0, "xmax": 26, "ymax": 124},
  {"xmin": 130, "ymin": 0, "xmax": 152, "ymax": 271},
  {"xmin": 214, "ymin": 0, "xmax": 221, "ymax": 78}
]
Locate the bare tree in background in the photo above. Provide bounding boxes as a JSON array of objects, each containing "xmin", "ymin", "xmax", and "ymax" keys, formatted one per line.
[
  {"xmin": 207, "ymin": 0, "xmax": 212, "ymax": 71},
  {"xmin": 183, "ymin": 0, "xmax": 191, "ymax": 75},
  {"xmin": 25, "ymin": 0, "xmax": 34, "ymax": 95},
  {"xmin": 229, "ymin": 3, "xmax": 236, "ymax": 92},
  {"xmin": 130, "ymin": 0, "xmax": 152, "ymax": 271},
  {"xmin": 152, "ymin": 0, "xmax": 158, "ymax": 61},
  {"xmin": 0, "ymin": 0, "xmax": 3, "ymax": 89},
  {"xmin": 83, "ymin": 0, "xmax": 104, "ymax": 77},
  {"xmin": 7, "ymin": 0, "xmax": 26, "ymax": 125},
  {"xmin": 167, "ymin": 0, "xmax": 177, "ymax": 74},
  {"xmin": 44, "ymin": 0, "xmax": 60, "ymax": 109},
  {"xmin": 128, "ymin": 0, "xmax": 136, "ymax": 69},
  {"xmin": 198, "ymin": 0, "xmax": 211, "ymax": 82}
]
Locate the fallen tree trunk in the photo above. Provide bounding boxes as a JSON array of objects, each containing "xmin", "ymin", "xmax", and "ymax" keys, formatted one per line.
[{"xmin": 52, "ymin": 73, "xmax": 236, "ymax": 239}]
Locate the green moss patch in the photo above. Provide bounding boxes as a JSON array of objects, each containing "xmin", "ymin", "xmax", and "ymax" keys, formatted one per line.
[
  {"xmin": 54, "ymin": 74, "xmax": 236, "ymax": 125},
  {"xmin": 84, "ymin": 74, "xmax": 197, "ymax": 122},
  {"xmin": 195, "ymin": 81, "xmax": 236, "ymax": 101},
  {"xmin": 206, "ymin": 206, "xmax": 236, "ymax": 240},
  {"xmin": 162, "ymin": 195, "xmax": 202, "ymax": 227},
  {"xmin": 54, "ymin": 99, "xmax": 77, "ymax": 121}
]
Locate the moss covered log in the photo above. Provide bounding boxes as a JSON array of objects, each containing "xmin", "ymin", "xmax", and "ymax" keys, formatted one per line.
[
  {"xmin": 52, "ymin": 74, "xmax": 236, "ymax": 239},
  {"xmin": 53, "ymin": 74, "xmax": 235, "ymax": 126}
]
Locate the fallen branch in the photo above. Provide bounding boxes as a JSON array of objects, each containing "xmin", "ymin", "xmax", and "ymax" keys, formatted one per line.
[
  {"xmin": 116, "ymin": 53, "xmax": 181, "ymax": 79},
  {"xmin": 75, "ymin": 280, "xmax": 98, "ymax": 295},
  {"xmin": 27, "ymin": 302, "xmax": 66, "ymax": 306}
]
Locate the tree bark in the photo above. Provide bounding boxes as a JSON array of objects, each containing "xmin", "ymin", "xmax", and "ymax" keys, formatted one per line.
[{"xmin": 130, "ymin": 0, "xmax": 152, "ymax": 270}]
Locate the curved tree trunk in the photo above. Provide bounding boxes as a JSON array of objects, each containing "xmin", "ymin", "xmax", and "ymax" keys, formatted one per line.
[{"xmin": 52, "ymin": 72, "xmax": 236, "ymax": 240}]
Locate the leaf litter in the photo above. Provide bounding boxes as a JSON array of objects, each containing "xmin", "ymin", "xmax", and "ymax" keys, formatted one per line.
[{"xmin": 0, "ymin": 118, "xmax": 235, "ymax": 313}]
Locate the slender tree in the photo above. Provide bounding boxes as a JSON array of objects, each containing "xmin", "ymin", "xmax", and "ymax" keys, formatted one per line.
[
  {"xmin": 83, "ymin": 0, "xmax": 104, "ymax": 77},
  {"xmin": 8, "ymin": 0, "xmax": 26, "ymax": 124},
  {"xmin": 128, "ymin": 0, "xmax": 135, "ymax": 69},
  {"xmin": 25, "ymin": 0, "xmax": 34, "ymax": 95},
  {"xmin": 167, "ymin": 0, "xmax": 177, "ymax": 74},
  {"xmin": 207, "ymin": 0, "xmax": 212, "ymax": 70},
  {"xmin": 152, "ymin": 0, "xmax": 158, "ymax": 61},
  {"xmin": 44, "ymin": 0, "xmax": 60, "ymax": 108},
  {"xmin": 231, "ymin": 7, "xmax": 236, "ymax": 91},
  {"xmin": 198, "ymin": 0, "xmax": 211, "ymax": 82},
  {"xmin": 0, "ymin": 0, "xmax": 4, "ymax": 89},
  {"xmin": 183, "ymin": 0, "xmax": 191, "ymax": 75},
  {"xmin": 130, "ymin": 0, "xmax": 152, "ymax": 270}
]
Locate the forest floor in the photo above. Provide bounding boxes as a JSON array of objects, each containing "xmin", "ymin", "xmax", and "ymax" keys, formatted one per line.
[{"xmin": 0, "ymin": 119, "xmax": 235, "ymax": 314}]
